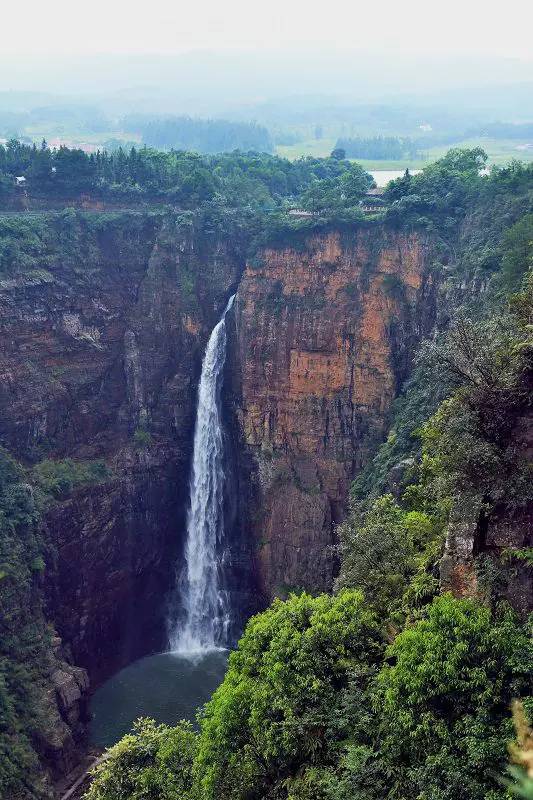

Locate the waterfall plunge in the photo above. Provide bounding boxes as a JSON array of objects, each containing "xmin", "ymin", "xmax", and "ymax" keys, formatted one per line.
[{"xmin": 168, "ymin": 295, "xmax": 235, "ymax": 654}]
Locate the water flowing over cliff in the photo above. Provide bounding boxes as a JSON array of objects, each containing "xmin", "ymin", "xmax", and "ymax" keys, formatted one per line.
[{"xmin": 168, "ymin": 295, "xmax": 236, "ymax": 653}]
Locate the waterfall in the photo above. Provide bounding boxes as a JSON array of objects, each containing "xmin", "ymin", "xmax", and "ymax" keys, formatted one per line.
[{"xmin": 168, "ymin": 294, "xmax": 235, "ymax": 654}]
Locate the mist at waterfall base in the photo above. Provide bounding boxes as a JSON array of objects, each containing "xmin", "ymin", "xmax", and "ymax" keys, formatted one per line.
[{"xmin": 90, "ymin": 297, "xmax": 237, "ymax": 747}]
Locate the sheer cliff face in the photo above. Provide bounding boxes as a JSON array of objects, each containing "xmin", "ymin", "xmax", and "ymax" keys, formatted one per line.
[
  {"xmin": 0, "ymin": 212, "xmax": 246, "ymax": 683},
  {"xmin": 230, "ymin": 228, "xmax": 436, "ymax": 599},
  {"xmin": 0, "ymin": 217, "xmax": 436, "ymax": 688}
]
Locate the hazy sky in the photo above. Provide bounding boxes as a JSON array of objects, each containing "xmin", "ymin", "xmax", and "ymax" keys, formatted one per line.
[{"xmin": 4, "ymin": 0, "xmax": 533, "ymax": 59}]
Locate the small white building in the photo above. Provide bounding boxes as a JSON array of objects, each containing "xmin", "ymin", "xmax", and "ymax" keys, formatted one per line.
[{"xmin": 288, "ymin": 209, "xmax": 314, "ymax": 217}]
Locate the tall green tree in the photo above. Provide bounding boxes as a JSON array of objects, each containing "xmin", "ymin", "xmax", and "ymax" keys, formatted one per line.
[
  {"xmin": 373, "ymin": 595, "xmax": 533, "ymax": 800},
  {"xmin": 194, "ymin": 591, "xmax": 383, "ymax": 800}
]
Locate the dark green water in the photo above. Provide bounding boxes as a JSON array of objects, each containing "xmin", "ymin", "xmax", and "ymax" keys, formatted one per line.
[{"xmin": 90, "ymin": 650, "xmax": 229, "ymax": 748}]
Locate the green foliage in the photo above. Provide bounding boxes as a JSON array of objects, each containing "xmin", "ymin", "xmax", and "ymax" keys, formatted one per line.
[
  {"xmin": 194, "ymin": 591, "xmax": 383, "ymax": 800},
  {"xmin": 133, "ymin": 428, "xmax": 152, "ymax": 448},
  {"xmin": 300, "ymin": 162, "xmax": 373, "ymax": 213},
  {"xmin": 373, "ymin": 595, "xmax": 532, "ymax": 800},
  {"xmin": 0, "ymin": 209, "xmax": 163, "ymax": 278},
  {"xmin": 336, "ymin": 495, "xmax": 441, "ymax": 621},
  {"xmin": 89, "ymin": 592, "xmax": 532, "ymax": 800},
  {"xmin": 350, "ymin": 359, "xmax": 453, "ymax": 503},
  {"xmin": 384, "ymin": 147, "xmax": 488, "ymax": 231},
  {"xmin": 0, "ymin": 140, "xmax": 373, "ymax": 213},
  {"xmin": 0, "ymin": 216, "xmax": 52, "ymax": 274},
  {"xmin": 502, "ymin": 213, "xmax": 533, "ymax": 290},
  {"xmin": 87, "ymin": 719, "xmax": 197, "ymax": 800},
  {"xmin": 0, "ymin": 448, "xmax": 50, "ymax": 799},
  {"xmin": 32, "ymin": 458, "xmax": 110, "ymax": 498},
  {"xmin": 509, "ymin": 766, "xmax": 533, "ymax": 799},
  {"xmin": 414, "ymin": 296, "xmax": 533, "ymax": 511}
]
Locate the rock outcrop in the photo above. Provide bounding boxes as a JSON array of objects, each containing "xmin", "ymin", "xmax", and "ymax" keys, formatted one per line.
[
  {"xmin": 441, "ymin": 406, "xmax": 533, "ymax": 615},
  {"xmin": 229, "ymin": 226, "xmax": 437, "ymax": 600},
  {"xmin": 35, "ymin": 649, "xmax": 90, "ymax": 781}
]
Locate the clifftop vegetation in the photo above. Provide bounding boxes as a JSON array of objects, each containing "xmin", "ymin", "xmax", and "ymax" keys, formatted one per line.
[{"xmin": 0, "ymin": 140, "xmax": 371, "ymax": 210}]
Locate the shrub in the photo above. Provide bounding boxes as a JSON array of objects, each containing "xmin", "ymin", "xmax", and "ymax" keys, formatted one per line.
[
  {"xmin": 32, "ymin": 458, "xmax": 110, "ymax": 498},
  {"xmin": 194, "ymin": 591, "xmax": 383, "ymax": 800},
  {"xmin": 373, "ymin": 595, "xmax": 533, "ymax": 800},
  {"xmin": 87, "ymin": 719, "xmax": 198, "ymax": 800},
  {"xmin": 335, "ymin": 494, "xmax": 440, "ymax": 619},
  {"xmin": 133, "ymin": 428, "xmax": 152, "ymax": 448}
]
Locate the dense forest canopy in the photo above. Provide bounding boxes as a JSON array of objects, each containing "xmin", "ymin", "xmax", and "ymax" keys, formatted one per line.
[{"xmin": 0, "ymin": 139, "xmax": 374, "ymax": 209}]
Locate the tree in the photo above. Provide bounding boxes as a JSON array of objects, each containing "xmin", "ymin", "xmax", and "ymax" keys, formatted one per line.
[
  {"xmin": 300, "ymin": 164, "xmax": 373, "ymax": 212},
  {"xmin": 330, "ymin": 148, "xmax": 346, "ymax": 161},
  {"xmin": 502, "ymin": 214, "xmax": 533, "ymax": 290},
  {"xmin": 373, "ymin": 595, "xmax": 533, "ymax": 800},
  {"xmin": 336, "ymin": 494, "xmax": 439, "ymax": 616},
  {"xmin": 194, "ymin": 591, "xmax": 383, "ymax": 800},
  {"xmin": 87, "ymin": 719, "xmax": 198, "ymax": 800},
  {"xmin": 338, "ymin": 165, "xmax": 374, "ymax": 205}
]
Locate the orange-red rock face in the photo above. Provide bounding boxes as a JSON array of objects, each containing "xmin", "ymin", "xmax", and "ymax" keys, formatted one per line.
[{"xmin": 231, "ymin": 227, "xmax": 436, "ymax": 599}]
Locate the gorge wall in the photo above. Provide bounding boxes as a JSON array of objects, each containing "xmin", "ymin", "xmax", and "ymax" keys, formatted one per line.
[
  {"xmin": 0, "ymin": 211, "xmax": 248, "ymax": 673},
  {"xmin": 440, "ymin": 398, "xmax": 533, "ymax": 616},
  {"xmin": 8, "ymin": 210, "xmax": 521, "ymax": 792},
  {"xmin": 228, "ymin": 227, "xmax": 438, "ymax": 601},
  {"xmin": 1, "ymin": 215, "xmax": 439, "ymax": 685},
  {"xmin": 0, "ymin": 209, "xmax": 249, "ymax": 783}
]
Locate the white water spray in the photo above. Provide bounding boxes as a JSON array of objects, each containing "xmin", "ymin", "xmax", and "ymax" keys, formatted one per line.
[{"xmin": 168, "ymin": 295, "xmax": 235, "ymax": 653}]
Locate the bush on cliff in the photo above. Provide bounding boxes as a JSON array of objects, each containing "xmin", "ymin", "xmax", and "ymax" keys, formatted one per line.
[
  {"xmin": 335, "ymin": 494, "xmax": 442, "ymax": 621},
  {"xmin": 195, "ymin": 591, "xmax": 383, "ymax": 800},
  {"xmin": 33, "ymin": 458, "xmax": 110, "ymax": 498},
  {"xmin": 87, "ymin": 719, "xmax": 198, "ymax": 800}
]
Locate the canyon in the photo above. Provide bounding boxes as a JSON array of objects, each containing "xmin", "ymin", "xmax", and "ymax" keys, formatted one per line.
[{"xmin": 0, "ymin": 207, "xmax": 529, "ymax": 792}]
